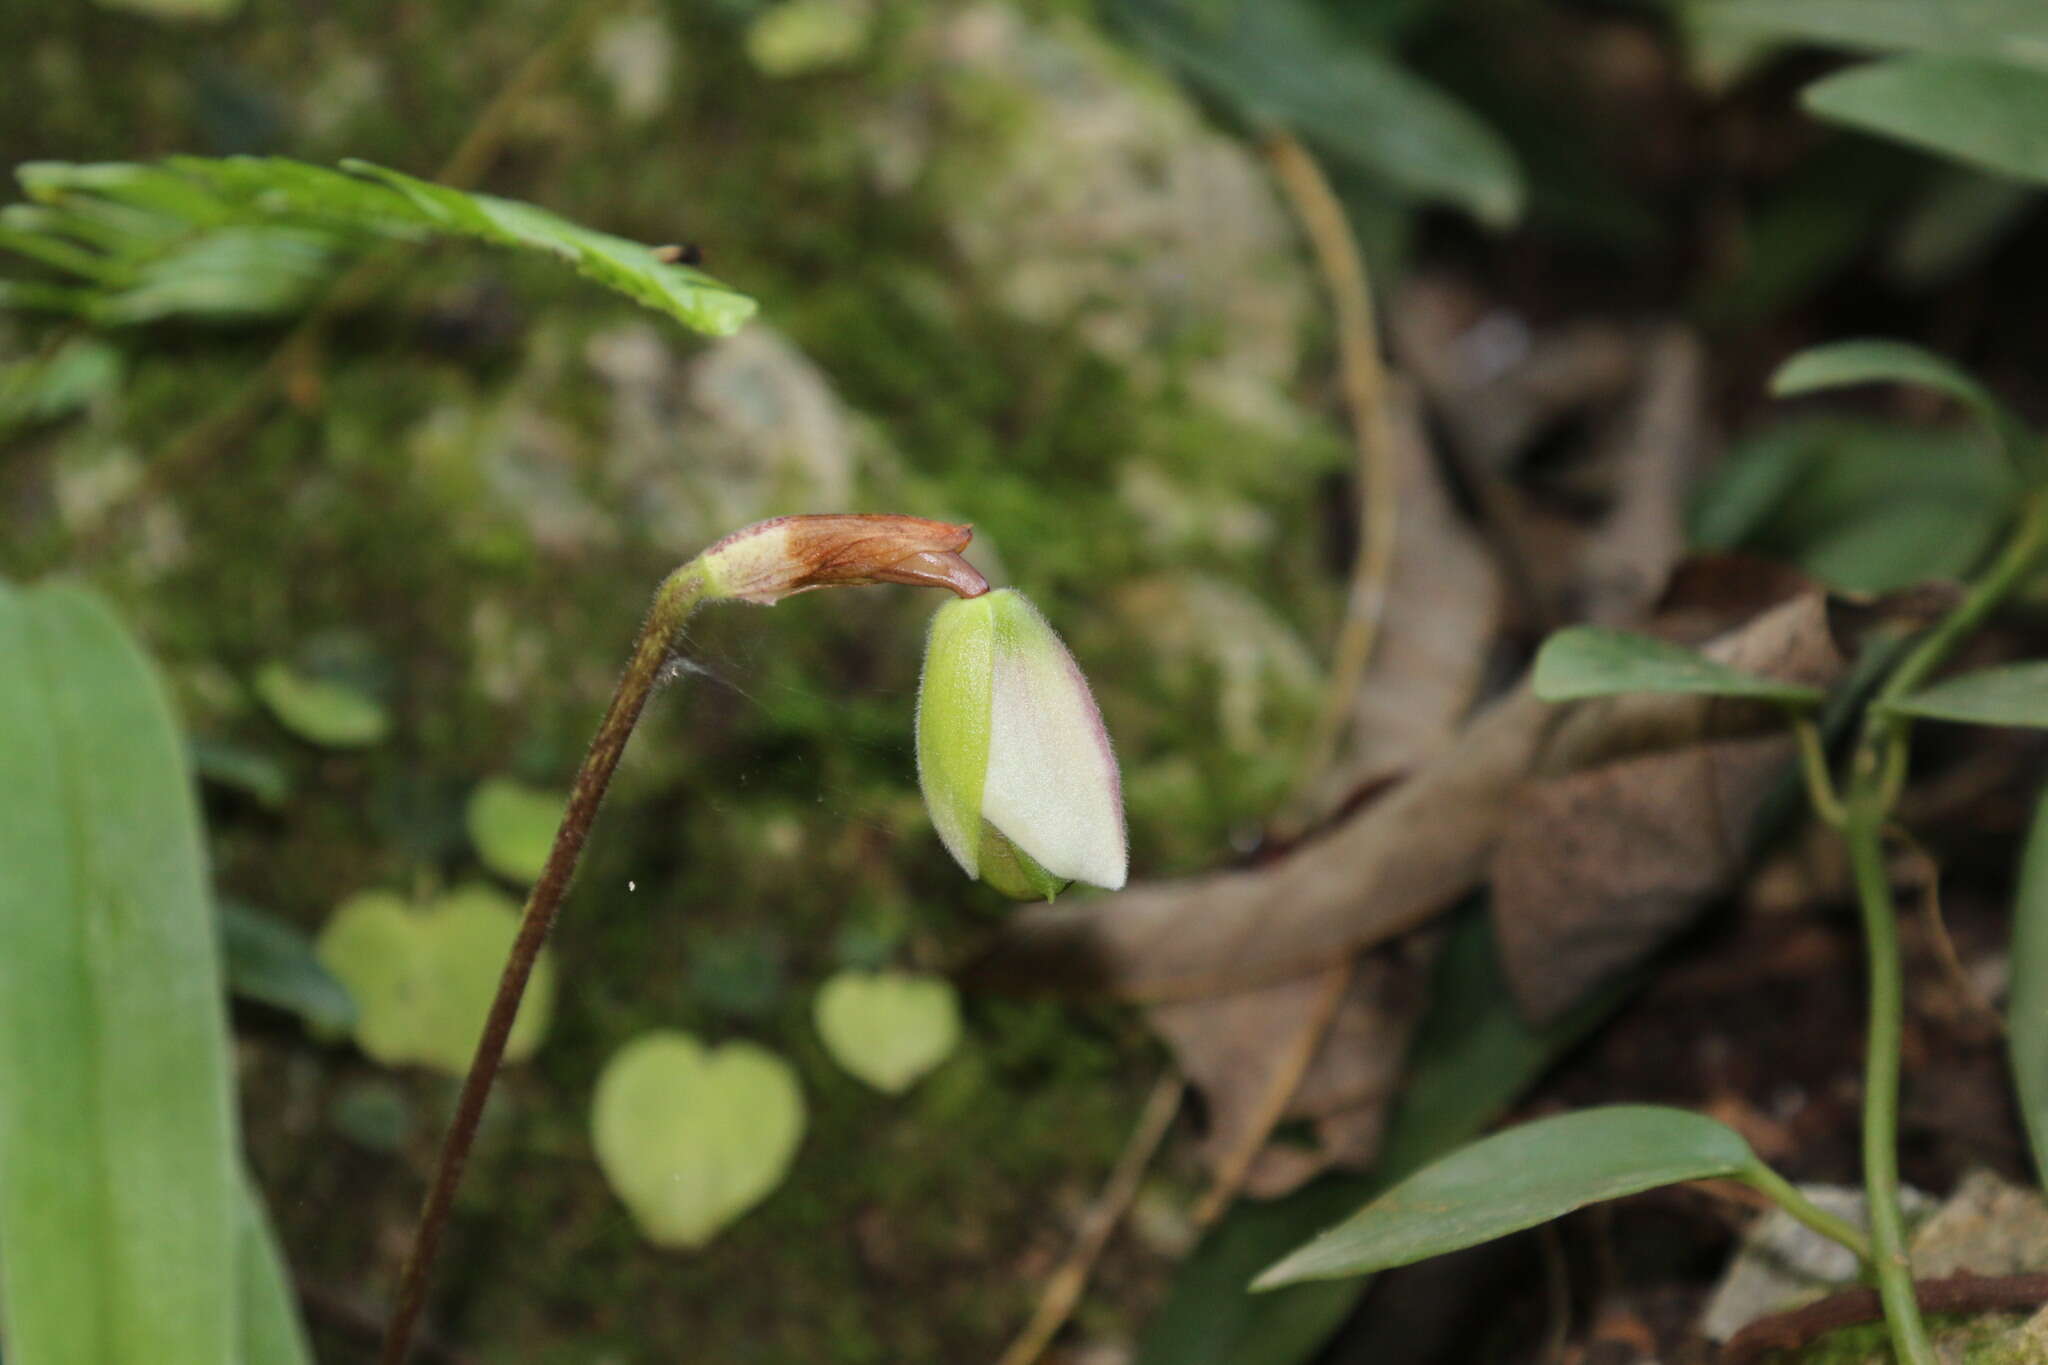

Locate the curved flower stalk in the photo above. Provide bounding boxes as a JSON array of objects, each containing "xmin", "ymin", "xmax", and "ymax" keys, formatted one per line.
[
  {"xmin": 917, "ymin": 588, "xmax": 1127, "ymax": 900},
  {"xmin": 381, "ymin": 513, "xmax": 985, "ymax": 1365}
]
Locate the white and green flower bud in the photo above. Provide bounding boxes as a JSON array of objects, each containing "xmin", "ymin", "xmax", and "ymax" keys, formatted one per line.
[{"xmin": 916, "ymin": 588, "xmax": 1127, "ymax": 900}]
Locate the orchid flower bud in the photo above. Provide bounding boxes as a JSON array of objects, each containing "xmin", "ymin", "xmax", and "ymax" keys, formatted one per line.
[
  {"xmin": 697, "ymin": 514, "xmax": 988, "ymax": 605},
  {"xmin": 916, "ymin": 588, "xmax": 1127, "ymax": 900}
]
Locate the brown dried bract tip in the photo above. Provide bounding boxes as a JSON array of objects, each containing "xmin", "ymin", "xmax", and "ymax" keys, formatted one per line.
[{"xmin": 699, "ymin": 513, "xmax": 989, "ymax": 605}]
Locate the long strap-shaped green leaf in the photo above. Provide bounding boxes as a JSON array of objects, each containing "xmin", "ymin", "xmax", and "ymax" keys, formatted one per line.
[{"xmin": 0, "ymin": 580, "xmax": 277, "ymax": 1363}]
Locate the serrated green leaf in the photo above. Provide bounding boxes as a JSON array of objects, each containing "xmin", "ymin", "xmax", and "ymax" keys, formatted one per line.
[
  {"xmin": 4, "ymin": 156, "xmax": 755, "ymax": 335},
  {"xmin": 1531, "ymin": 626, "xmax": 1824, "ymax": 705},
  {"xmin": 219, "ymin": 901, "xmax": 358, "ymax": 1034},
  {"xmin": 2011, "ymin": 786, "xmax": 2048, "ymax": 1186},
  {"xmin": 253, "ymin": 660, "xmax": 389, "ymax": 749},
  {"xmin": 1878, "ymin": 662, "xmax": 2048, "ymax": 727},
  {"xmin": 0, "ymin": 579, "xmax": 241, "ymax": 1363},
  {"xmin": 1805, "ymin": 56, "xmax": 2048, "ymax": 185},
  {"xmin": 1253, "ymin": 1106, "xmax": 1761, "ymax": 1288},
  {"xmin": 466, "ymin": 777, "xmax": 566, "ymax": 884},
  {"xmin": 1108, "ymin": 0, "xmax": 1523, "ymax": 226},
  {"xmin": 591, "ymin": 1032, "xmax": 806, "ymax": 1249},
  {"xmin": 1771, "ymin": 338, "xmax": 2034, "ymax": 471},
  {"xmin": 814, "ymin": 970, "xmax": 962, "ymax": 1094}
]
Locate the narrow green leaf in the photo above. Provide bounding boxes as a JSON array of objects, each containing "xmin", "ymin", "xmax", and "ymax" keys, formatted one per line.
[
  {"xmin": 1805, "ymin": 56, "xmax": 2048, "ymax": 185},
  {"xmin": 5, "ymin": 156, "xmax": 756, "ymax": 335},
  {"xmin": 341, "ymin": 161, "xmax": 757, "ymax": 336},
  {"xmin": 1108, "ymin": 0, "xmax": 1523, "ymax": 226},
  {"xmin": 0, "ymin": 580, "xmax": 239, "ymax": 1363},
  {"xmin": 1135, "ymin": 907, "xmax": 1635, "ymax": 1365},
  {"xmin": 1695, "ymin": 0, "xmax": 2048, "ymax": 68},
  {"xmin": 1531, "ymin": 626, "xmax": 1825, "ymax": 705},
  {"xmin": 253, "ymin": 660, "xmax": 389, "ymax": 749},
  {"xmin": 1878, "ymin": 662, "xmax": 2048, "ymax": 727},
  {"xmin": 1686, "ymin": 417, "xmax": 2012, "ymax": 592},
  {"xmin": 236, "ymin": 1175, "xmax": 313, "ymax": 1365},
  {"xmin": 2010, "ymin": 785, "xmax": 2048, "ymax": 1186},
  {"xmin": 219, "ymin": 902, "xmax": 358, "ymax": 1034},
  {"xmin": 1770, "ymin": 338, "xmax": 2034, "ymax": 470},
  {"xmin": 1253, "ymin": 1106, "xmax": 1761, "ymax": 1287}
]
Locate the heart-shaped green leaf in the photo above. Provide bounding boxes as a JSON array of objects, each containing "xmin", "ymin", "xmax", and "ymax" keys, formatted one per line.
[
  {"xmin": 591, "ymin": 1032, "xmax": 806, "ymax": 1249},
  {"xmin": 315, "ymin": 884, "xmax": 553, "ymax": 1073},
  {"xmin": 1880, "ymin": 662, "xmax": 2048, "ymax": 729},
  {"xmin": 1253, "ymin": 1106, "xmax": 1762, "ymax": 1288},
  {"xmin": 1531, "ymin": 627, "xmax": 1824, "ymax": 706},
  {"xmin": 253, "ymin": 660, "xmax": 389, "ymax": 748},
  {"xmin": 814, "ymin": 970, "xmax": 963, "ymax": 1094},
  {"xmin": 466, "ymin": 777, "xmax": 566, "ymax": 883}
]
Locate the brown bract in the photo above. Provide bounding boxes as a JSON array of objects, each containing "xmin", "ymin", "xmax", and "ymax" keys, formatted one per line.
[{"xmin": 698, "ymin": 514, "xmax": 988, "ymax": 604}]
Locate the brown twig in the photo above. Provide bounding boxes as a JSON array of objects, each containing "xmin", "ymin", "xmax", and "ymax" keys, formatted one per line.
[
  {"xmin": 1721, "ymin": 1272, "xmax": 2048, "ymax": 1364},
  {"xmin": 294, "ymin": 1280, "xmax": 479, "ymax": 1365},
  {"xmin": 994, "ymin": 1073, "xmax": 1184, "ymax": 1365},
  {"xmin": 1262, "ymin": 130, "xmax": 1400, "ymax": 829},
  {"xmin": 1190, "ymin": 959, "xmax": 1353, "ymax": 1227}
]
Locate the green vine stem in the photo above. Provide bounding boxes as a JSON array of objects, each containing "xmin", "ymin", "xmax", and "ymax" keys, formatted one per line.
[
  {"xmin": 377, "ymin": 516, "xmax": 987, "ymax": 1365},
  {"xmin": 1825, "ymin": 487, "xmax": 2048, "ymax": 1364},
  {"xmin": 1743, "ymin": 1164, "xmax": 1873, "ymax": 1263},
  {"xmin": 1843, "ymin": 791, "xmax": 1934, "ymax": 1365}
]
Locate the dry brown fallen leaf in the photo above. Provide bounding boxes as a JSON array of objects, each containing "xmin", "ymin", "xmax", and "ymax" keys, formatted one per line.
[
  {"xmin": 1493, "ymin": 590, "xmax": 1852, "ymax": 1020},
  {"xmin": 1335, "ymin": 383, "xmax": 1503, "ymax": 791},
  {"xmin": 1150, "ymin": 936, "xmax": 1437, "ymax": 1198}
]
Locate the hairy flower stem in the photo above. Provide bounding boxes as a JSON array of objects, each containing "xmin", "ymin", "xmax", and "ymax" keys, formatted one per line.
[
  {"xmin": 375, "ymin": 514, "xmax": 988, "ymax": 1365},
  {"xmin": 378, "ymin": 563, "xmax": 708, "ymax": 1365},
  {"xmin": 1823, "ymin": 488, "xmax": 2048, "ymax": 1365}
]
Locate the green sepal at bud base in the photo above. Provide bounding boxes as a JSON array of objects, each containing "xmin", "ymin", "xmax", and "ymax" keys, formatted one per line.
[{"xmin": 915, "ymin": 588, "xmax": 1126, "ymax": 900}]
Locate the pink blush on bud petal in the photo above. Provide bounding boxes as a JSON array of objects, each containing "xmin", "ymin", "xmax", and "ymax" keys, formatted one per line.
[{"xmin": 980, "ymin": 597, "xmax": 1127, "ymax": 891}]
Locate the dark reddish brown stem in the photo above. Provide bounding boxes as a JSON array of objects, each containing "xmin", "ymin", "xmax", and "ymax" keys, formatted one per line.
[
  {"xmin": 376, "ymin": 565, "xmax": 705, "ymax": 1365},
  {"xmin": 377, "ymin": 524, "xmax": 985, "ymax": 1365},
  {"xmin": 1721, "ymin": 1273, "xmax": 2048, "ymax": 1364}
]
